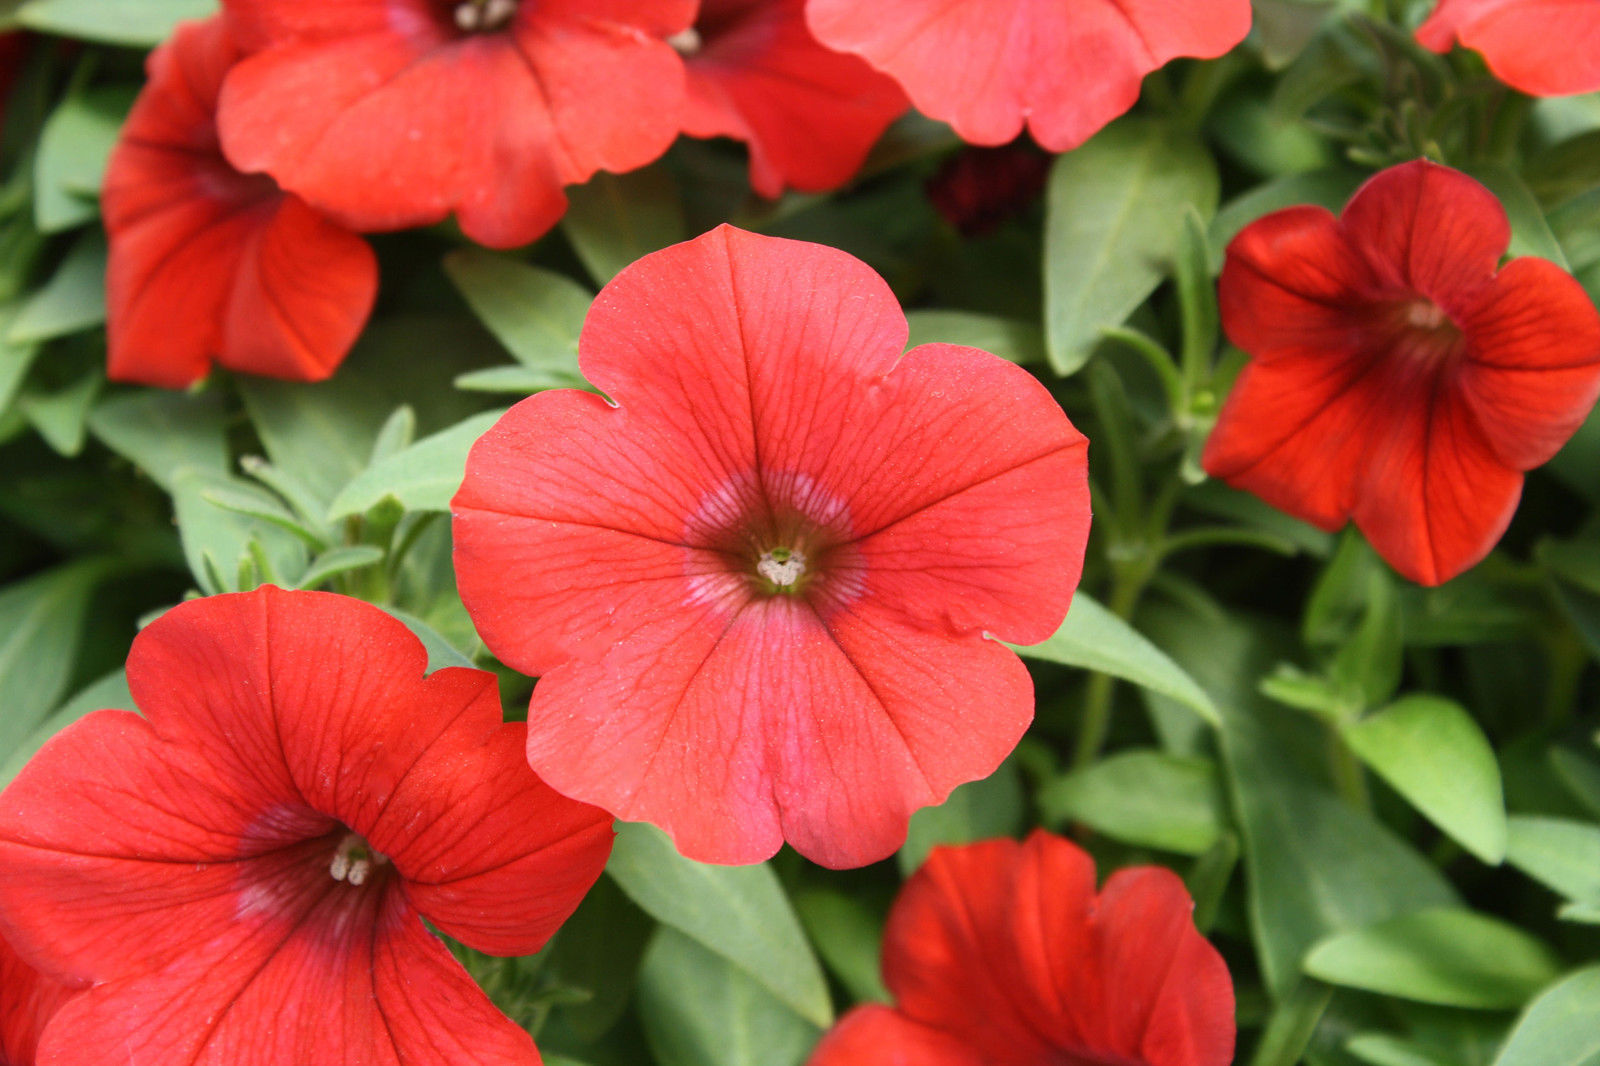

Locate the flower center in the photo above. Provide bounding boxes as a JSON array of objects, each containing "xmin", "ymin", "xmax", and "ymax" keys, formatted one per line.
[
  {"xmin": 756, "ymin": 547, "xmax": 807, "ymax": 592},
  {"xmin": 666, "ymin": 27, "xmax": 703, "ymax": 55},
  {"xmin": 328, "ymin": 832, "xmax": 388, "ymax": 887},
  {"xmin": 1403, "ymin": 299, "xmax": 1450, "ymax": 331},
  {"xmin": 455, "ymin": 0, "xmax": 517, "ymax": 33}
]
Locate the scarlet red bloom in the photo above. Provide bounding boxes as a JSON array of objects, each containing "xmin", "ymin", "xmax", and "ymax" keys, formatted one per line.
[
  {"xmin": 0, "ymin": 934, "xmax": 76, "ymax": 1066},
  {"xmin": 217, "ymin": 0, "xmax": 695, "ymax": 249},
  {"xmin": 804, "ymin": 0, "xmax": 1252, "ymax": 152},
  {"xmin": 452, "ymin": 225, "xmax": 1089, "ymax": 869},
  {"xmin": 1205, "ymin": 160, "xmax": 1600, "ymax": 586},
  {"xmin": 0, "ymin": 587, "xmax": 613, "ymax": 1066},
  {"xmin": 1417, "ymin": 0, "xmax": 1600, "ymax": 96},
  {"xmin": 807, "ymin": 831, "xmax": 1236, "ymax": 1066},
  {"xmin": 103, "ymin": 17, "xmax": 377, "ymax": 387},
  {"xmin": 674, "ymin": 0, "xmax": 907, "ymax": 198}
]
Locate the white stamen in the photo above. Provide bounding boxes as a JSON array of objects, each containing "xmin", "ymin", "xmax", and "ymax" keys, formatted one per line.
[
  {"xmin": 757, "ymin": 549, "xmax": 807, "ymax": 588},
  {"xmin": 1405, "ymin": 300, "xmax": 1449, "ymax": 330},
  {"xmin": 455, "ymin": 0, "xmax": 516, "ymax": 32},
  {"xmin": 667, "ymin": 27, "xmax": 703, "ymax": 54},
  {"xmin": 328, "ymin": 832, "xmax": 387, "ymax": 885}
]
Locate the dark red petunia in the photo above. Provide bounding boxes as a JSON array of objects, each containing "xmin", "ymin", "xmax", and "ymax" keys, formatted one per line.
[
  {"xmin": 672, "ymin": 0, "xmax": 907, "ymax": 198},
  {"xmin": 452, "ymin": 225, "xmax": 1089, "ymax": 869},
  {"xmin": 103, "ymin": 17, "xmax": 377, "ymax": 387},
  {"xmin": 0, "ymin": 587, "xmax": 614, "ymax": 1066},
  {"xmin": 0, "ymin": 934, "xmax": 77, "ymax": 1066},
  {"xmin": 1204, "ymin": 160, "xmax": 1600, "ymax": 586},
  {"xmin": 804, "ymin": 0, "xmax": 1252, "ymax": 152},
  {"xmin": 806, "ymin": 831, "xmax": 1236, "ymax": 1066},
  {"xmin": 925, "ymin": 141, "xmax": 1051, "ymax": 237},
  {"xmin": 1417, "ymin": 0, "xmax": 1600, "ymax": 96},
  {"xmin": 217, "ymin": 0, "xmax": 695, "ymax": 249}
]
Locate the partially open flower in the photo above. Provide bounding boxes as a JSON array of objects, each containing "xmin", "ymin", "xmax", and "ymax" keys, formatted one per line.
[
  {"xmin": 1204, "ymin": 160, "xmax": 1600, "ymax": 585},
  {"xmin": 807, "ymin": 832, "xmax": 1236, "ymax": 1066},
  {"xmin": 1417, "ymin": 0, "xmax": 1600, "ymax": 96},
  {"xmin": 0, "ymin": 587, "xmax": 614, "ymax": 1066},
  {"xmin": 103, "ymin": 17, "xmax": 377, "ymax": 386},
  {"xmin": 217, "ymin": 0, "xmax": 695, "ymax": 248}
]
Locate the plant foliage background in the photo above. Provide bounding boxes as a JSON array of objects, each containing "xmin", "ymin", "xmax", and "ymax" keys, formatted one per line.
[{"xmin": 2, "ymin": 1, "xmax": 1600, "ymax": 1064}]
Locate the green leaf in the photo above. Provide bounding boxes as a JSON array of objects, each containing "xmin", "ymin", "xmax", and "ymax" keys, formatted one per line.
[
  {"xmin": 1141, "ymin": 600, "xmax": 1458, "ymax": 996},
  {"xmin": 21, "ymin": 369, "xmax": 101, "ymax": 456},
  {"xmin": 171, "ymin": 468, "xmax": 309, "ymax": 596},
  {"xmin": 443, "ymin": 249, "xmax": 591, "ymax": 381},
  {"xmin": 562, "ymin": 166, "xmax": 686, "ymax": 286},
  {"xmin": 1011, "ymin": 592, "xmax": 1218, "ymax": 724},
  {"xmin": 0, "ymin": 560, "xmax": 113, "ymax": 763},
  {"xmin": 898, "ymin": 758, "xmax": 1024, "ymax": 874},
  {"xmin": 34, "ymin": 85, "xmax": 133, "ymax": 232},
  {"xmin": 17, "ymin": 0, "xmax": 216, "ymax": 45},
  {"xmin": 1044, "ymin": 118, "xmax": 1219, "ymax": 375},
  {"xmin": 0, "ymin": 306, "xmax": 41, "ymax": 420},
  {"xmin": 1505, "ymin": 816, "xmax": 1600, "ymax": 904},
  {"xmin": 1039, "ymin": 750, "xmax": 1226, "ymax": 855},
  {"xmin": 1304, "ymin": 908, "xmax": 1560, "ymax": 1009},
  {"xmin": 239, "ymin": 316, "xmax": 496, "ymax": 507},
  {"xmin": 88, "ymin": 388, "xmax": 230, "ymax": 491},
  {"xmin": 1342, "ymin": 695, "xmax": 1507, "ymax": 863},
  {"xmin": 606, "ymin": 823, "xmax": 832, "ymax": 1028},
  {"xmin": 1469, "ymin": 165, "xmax": 1570, "ymax": 268},
  {"xmin": 793, "ymin": 889, "xmax": 889, "ymax": 1005},
  {"xmin": 1492, "ymin": 965, "xmax": 1600, "ymax": 1066},
  {"xmin": 8, "ymin": 231, "xmax": 106, "ymax": 343},
  {"xmin": 637, "ymin": 929, "xmax": 821, "ymax": 1066},
  {"xmin": 1347, "ymin": 1033, "xmax": 1475, "ymax": 1066},
  {"xmin": 377, "ymin": 606, "xmax": 476, "ymax": 672},
  {"xmin": 326, "ymin": 409, "xmax": 505, "ymax": 521},
  {"xmin": 295, "ymin": 545, "xmax": 385, "ymax": 590},
  {"xmin": 453, "ymin": 365, "xmax": 575, "ymax": 394},
  {"xmin": 1551, "ymin": 747, "xmax": 1600, "ymax": 819},
  {"xmin": 903, "ymin": 310, "xmax": 1045, "ymax": 366},
  {"xmin": 543, "ymin": 874, "xmax": 655, "ymax": 1042},
  {"xmin": 0, "ymin": 669, "xmax": 130, "ymax": 788}
]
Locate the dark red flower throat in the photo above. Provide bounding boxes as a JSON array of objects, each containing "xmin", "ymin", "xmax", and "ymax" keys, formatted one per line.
[
  {"xmin": 686, "ymin": 473, "xmax": 863, "ymax": 606},
  {"xmin": 448, "ymin": 0, "xmax": 518, "ymax": 34}
]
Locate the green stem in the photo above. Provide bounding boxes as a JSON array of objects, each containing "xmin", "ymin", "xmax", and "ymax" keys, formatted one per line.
[
  {"xmin": 1328, "ymin": 723, "xmax": 1371, "ymax": 813},
  {"xmin": 1071, "ymin": 568, "xmax": 1148, "ymax": 769},
  {"xmin": 1249, "ymin": 981, "xmax": 1334, "ymax": 1066}
]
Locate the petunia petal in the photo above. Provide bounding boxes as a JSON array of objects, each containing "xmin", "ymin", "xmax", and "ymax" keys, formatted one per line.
[
  {"xmin": 521, "ymin": 594, "xmax": 1035, "ymax": 868},
  {"xmin": 805, "ymin": 1006, "xmax": 984, "ymax": 1066},
  {"xmin": 681, "ymin": 0, "xmax": 906, "ymax": 197},
  {"xmin": 0, "ymin": 710, "xmax": 324, "ymax": 982},
  {"xmin": 1218, "ymin": 204, "xmax": 1383, "ymax": 366},
  {"xmin": 1417, "ymin": 0, "xmax": 1600, "ymax": 96},
  {"xmin": 1454, "ymin": 257, "xmax": 1600, "ymax": 470},
  {"xmin": 806, "ymin": 0, "xmax": 1250, "ymax": 151},
  {"xmin": 0, "ymin": 933, "xmax": 77, "ymax": 1065},
  {"xmin": 1338, "ymin": 160, "xmax": 1509, "ymax": 305},
  {"xmin": 1352, "ymin": 376, "xmax": 1523, "ymax": 585},
  {"xmin": 32, "ymin": 881, "xmax": 540, "ymax": 1066},
  {"xmin": 831, "ymin": 343, "xmax": 1089, "ymax": 645}
]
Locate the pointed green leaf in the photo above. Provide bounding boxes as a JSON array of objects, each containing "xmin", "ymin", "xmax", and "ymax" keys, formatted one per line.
[
  {"xmin": 1012, "ymin": 592, "xmax": 1218, "ymax": 724},
  {"xmin": 88, "ymin": 388, "xmax": 230, "ymax": 491},
  {"xmin": 1305, "ymin": 908, "xmax": 1560, "ymax": 1008},
  {"xmin": 1342, "ymin": 695, "xmax": 1507, "ymax": 863},
  {"xmin": 898, "ymin": 758, "xmax": 1023, "ymax": 874},
  {"xmin": 17, "ymin": 0, "xmax": 216, "ymax": 45},
  {"xmin": 443, "ymin": 249, "xmax": 591, "ymax": 378},
  {"xmin": 34, "ymin": 85, "xmax": 134, "ymax": 231},
  {"xmin": 8, "ymin": 232, "xmax": 106, "ymax": 343},
  {"xmin": 0, "ymin": 559, "xmax": 113, "ymax": 762},
  {"xmin": 607, "ymin": 823, "xmax": 832, "ymax": 1028},
  {"xmin": 1044, "ymin": 118, "xmax": 1219, "ymax": 374},
  {"xmin": 327, "ymin": 409, "xmax": 505, "ymax": 521},
  {"xmin": 1505, "ymin": 816, "xmax": 1600, "ymax": 904},
  {"xmin": 1040, "ymin": 750, "xmax": 1226, "ymax": 855},
  {"xmin": 562, "ymin": 167, "xmax": 686, "ymax": 285},
  {"xmin": 1493, "ymin": 966, "xmax": 1600, "ymax": 1066},
  {"xmin": 904, "ymin": 310, "xmax": 1045, "ymax": 366}
]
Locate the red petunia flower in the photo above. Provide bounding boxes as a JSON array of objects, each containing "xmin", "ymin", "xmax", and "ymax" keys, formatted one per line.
[
  {"xmin": 806, "ymin": 831, "xmax": 1236, "ymax": 1066},
  {"xmin": 0, "ymin": 587, "xmax": 614, "ymax": 1066},
  {"xmin": 1417, "ymin": 0, "xmax": 1600, "ymax": 96},
  {"xmin": 452, "ymin": 225, "xmax": 1089, "ymax": 869},
  {"xmin": 1204, "ymin": 160, "xmax": 1600, "ymax": 586},
  {"xmin": 103, "ymin": 17, "xmax": 377, "ymax": 387},
  {"xmin": 216, "ymin": 0, "xmax": 695, "ymax": 249},
  {"xmin": 672, "ymin": 0, "xmax": 907, "ymax": 198},
  {"xmin": 1, "ymin": 934, "xmax": 76, "ymax": 1066},
  {"xmin": 925, "ymin": 141, "xmax": 1051, "ymax": 237},
  {"xmin": 803, "ymin": 0, "xmax": 1252, "ymax": 152}
]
